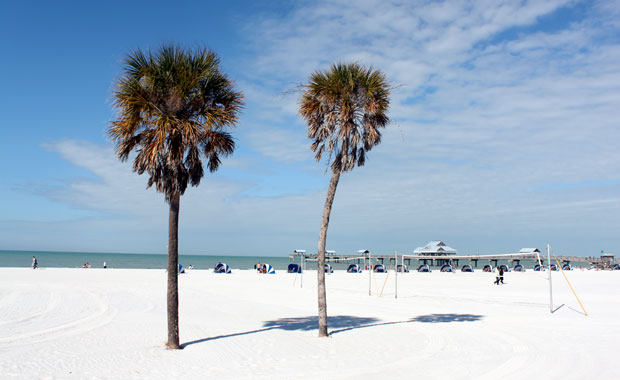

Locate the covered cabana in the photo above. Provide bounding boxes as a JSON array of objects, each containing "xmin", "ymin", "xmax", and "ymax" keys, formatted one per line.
[
  {"xmin": 440, "ymin": 264, "xmax": 453, "ymax": 272},
  {"xmin": 417, "ymin": 264, "xmax": 430, "ymax": 272},
  {"xmin": 257, "ymin": 264, "xmax": 275, "ymax": 274},
  {"xmin": 397, "ymin": 264, "xmax": 409, "ymax": 273},
  {"xmin": 347, "ymin": 264, "xmax": 362, "ymax": 273},
  {"xmin": 287, "ymin": 263, "xmax": 302, "ymax": 273},
  {"xmin": 373, "ymin": 264, "xmax": 387, "ymax": 273},
  {"xmin": 214, "ymin": 263, "xmax": 231, "ymax": 274}
]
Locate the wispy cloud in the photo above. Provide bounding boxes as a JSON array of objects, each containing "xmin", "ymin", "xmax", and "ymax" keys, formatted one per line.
[{"xmin": 5, "ymin": 0, "xmax": 620, "ymax": 256}]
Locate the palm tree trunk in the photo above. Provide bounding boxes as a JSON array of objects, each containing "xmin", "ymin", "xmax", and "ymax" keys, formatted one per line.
[
  {"xmin": 317, "ymin": 170, "xmax": 341, "ymax": 337},
  {"xmin": 166, "ymin": 192, "xmax": 181, "ymax": 349}
]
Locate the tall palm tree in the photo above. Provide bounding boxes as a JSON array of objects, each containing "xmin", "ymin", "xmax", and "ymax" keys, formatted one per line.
[
  {"xmin": 299, "ymin": 62, "xmax": 390, "ymax": 337},
  {"xmin": 109, "ymin": 45, "xmax": 243, "ymax": 349}
]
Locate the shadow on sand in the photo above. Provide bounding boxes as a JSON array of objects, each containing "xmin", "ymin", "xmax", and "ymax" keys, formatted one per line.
[
  {"xmin": 330, "ymin": 313, "xmax": 483, "ymax": 334},
  {"xmin": 181, "ymin": 313, "xmax": 483, "ymax": 348},
  {"xmin": 551, "ymin": 303, "xmax": 587, "ymax": 316}
]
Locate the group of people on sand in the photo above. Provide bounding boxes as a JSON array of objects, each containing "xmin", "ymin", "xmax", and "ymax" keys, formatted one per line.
[
  {"xmin": 255, "ymin": 262, "xmax": 268, "ymax": 273},
  {"xmin": 82, "ymin": 261, "xmax": 108, "ymax": 268},
  {"xmin": 31, "ymin": 256, "xmax": 110, "ymax": 269}
]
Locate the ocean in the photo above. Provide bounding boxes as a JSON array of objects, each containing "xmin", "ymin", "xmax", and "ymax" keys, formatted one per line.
[
  {"xmin": 0, "ymin": 250, "xmax": 592, "ymax": 271},
  {"xmin": 0, "ymin": 250, "xmax": 294, "ymax": 270}
]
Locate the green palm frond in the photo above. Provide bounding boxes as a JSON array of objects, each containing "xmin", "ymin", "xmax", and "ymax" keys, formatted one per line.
[
  {"xmin": 109, "ymin": 45, "xmax": 244, "ymax": 202},
  {"xmin": 299, "ymin": 62, "xmax": 390, "ymax": 173}
]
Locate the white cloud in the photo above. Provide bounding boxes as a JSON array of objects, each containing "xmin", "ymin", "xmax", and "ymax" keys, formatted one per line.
[
  {"xmin": 231, "ymin": 0, "xmax": 620, "ymax": 255},
  {"xmin": 7, "ymin": 0, "xmax": 620, "ymax": 256}
]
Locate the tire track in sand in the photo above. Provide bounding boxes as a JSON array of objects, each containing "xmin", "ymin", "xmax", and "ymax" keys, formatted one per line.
[{"xmin": 0, "ymin": 289, "xmax": 117, "ymax": 347}]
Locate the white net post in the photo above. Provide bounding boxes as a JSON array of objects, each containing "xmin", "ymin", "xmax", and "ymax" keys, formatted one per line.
[
  {"xmin": 369, "ymin": 251, "xmax": 372, "ymax": 296},
  {"xmin": 394, "ymin": 251, "xmax": 398, "ymax": 299},
  {"xmin": 548, "ymin": 244, "xmax": 553, "ymax": 313}
]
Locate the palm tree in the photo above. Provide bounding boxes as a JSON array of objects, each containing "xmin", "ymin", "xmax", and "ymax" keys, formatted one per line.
[
  {"xmin": 108, "ymin": 45, "xmax": 243, "ymax": 349},
  {"xmin": 299, "ymin": 62, "xmax": 390, "ymax": 337}
]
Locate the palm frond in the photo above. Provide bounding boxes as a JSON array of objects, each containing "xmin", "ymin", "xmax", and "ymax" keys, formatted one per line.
[
  {"xmin": 108, "ymin": 45, "xmax": 244, "ymax": 202},
  {"xmin": 299, "ymin": 62, "xmax": 390, "ymax": 173}
]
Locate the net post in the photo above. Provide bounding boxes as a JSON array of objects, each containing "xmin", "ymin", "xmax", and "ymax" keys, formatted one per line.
[
  {"xmin": 548, "ymin": 243, "xmax": 553, "ymax": 313},
  {"xmin": 369, "ymin": 251, "xmax": 372, "ymax": 296},
  {"xmin": 394, "ymin": 250, "xmax": 398, "ymax": 299}
]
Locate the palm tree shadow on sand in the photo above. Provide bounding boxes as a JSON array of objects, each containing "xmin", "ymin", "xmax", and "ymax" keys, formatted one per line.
[
  {"xmin": 330, "ymin": 313, "xmax": 483, "ymax": 334},
  {"xmin": 182, "ymin": 314, "xmax": 483, "ymax": 348}
]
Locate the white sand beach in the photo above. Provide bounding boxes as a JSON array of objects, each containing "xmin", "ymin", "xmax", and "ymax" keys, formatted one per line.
[{"xmin": 1, "ymin": 267, "xmax": 618, "ymax": 380}]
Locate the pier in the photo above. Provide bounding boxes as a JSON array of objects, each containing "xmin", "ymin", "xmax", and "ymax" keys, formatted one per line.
[{"xmin": 289, "ymin": 252, "xmax": 604, "ymax": 268}]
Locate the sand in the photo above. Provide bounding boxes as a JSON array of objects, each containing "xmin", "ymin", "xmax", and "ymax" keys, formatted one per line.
[{"xmin": 0, "ymin": 267, "xmax": 618, "ymax": 380}]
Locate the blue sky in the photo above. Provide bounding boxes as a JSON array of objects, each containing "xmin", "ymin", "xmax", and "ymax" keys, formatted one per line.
[{"xmin": 1, "ymin": 0, "xmax": 619, "ymax": 257}]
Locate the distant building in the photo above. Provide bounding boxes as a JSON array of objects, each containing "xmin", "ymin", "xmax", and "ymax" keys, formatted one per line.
[
  {"xmin": 601, "ymin": 254, "xmax": 614, "ymax": 266},
  {"xmin": 413, "ymin": 241, "xmax": 458, "ymax": 256}
]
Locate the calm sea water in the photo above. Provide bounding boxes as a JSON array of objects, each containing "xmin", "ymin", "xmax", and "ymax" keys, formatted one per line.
[
  {"xmin": 0, "ymin": 250, "xmax": 591, "ymax": 271},
  {"xmin": 0, "ymin": 250, "xmax": 295, "ymax": 270}
]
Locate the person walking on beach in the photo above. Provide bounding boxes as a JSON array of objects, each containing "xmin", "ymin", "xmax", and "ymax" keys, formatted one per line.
[
  {"xmin": 103, "ymin": 261, "xmax": 107, "ymax": 269},
  {"xmin": 494, "ymin": 266, "xmax": 504, "ymax": 285},
  {"xmin": 32, "ymin": 256, "xmax": 38, "ymax": 269}
]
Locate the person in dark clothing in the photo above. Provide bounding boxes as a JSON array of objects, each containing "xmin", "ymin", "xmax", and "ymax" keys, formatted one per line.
[{"xmin": 494, "ymin": 267, "xmax": 504, "ymax": 285}]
